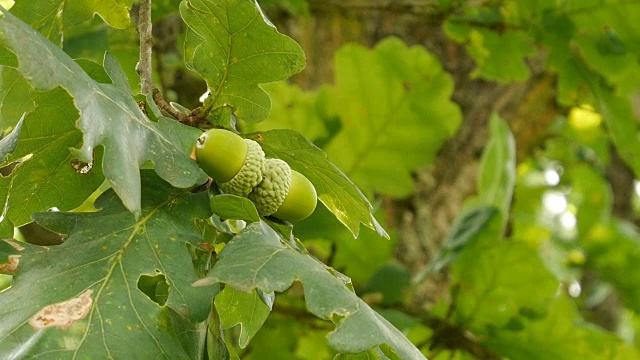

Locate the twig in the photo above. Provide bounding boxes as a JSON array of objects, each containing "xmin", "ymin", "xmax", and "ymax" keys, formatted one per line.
[
  {"xmin": 152, "ymin": 88, "xmax": 186, "ymax": 121},
  {"xmin": 137, "ymin": 0, "xmax": 154, "ymax": 95}
]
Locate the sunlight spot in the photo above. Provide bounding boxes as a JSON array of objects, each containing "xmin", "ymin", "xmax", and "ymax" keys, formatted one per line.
[
  {"xmin": 568, "ymin": 281, "xmax": 582, "ymax": 298},
  {"xmin": 634, "ymin": 180, "xmax": 640, "ymax": 197},
  {"xmin": 569, "ymin": 105, "xmax": 602, "ymax": 130},
  {"xmin": 544, "ymin": 168, "xmax": 560, "ymax": 186},
  {"xmin": 0, "ymin": 0, "xmax": 14, "ymax": 9},
  {"xmin": 543, "ymin": 191, "xmax": 567, "ymax": 215},
  {"xmin": 199, "ymin": 90, "xmax": 209, "ymax": 103},
  {"xmin": 560, "ymin": 212, "xmax": 576, "ymax": 230}
]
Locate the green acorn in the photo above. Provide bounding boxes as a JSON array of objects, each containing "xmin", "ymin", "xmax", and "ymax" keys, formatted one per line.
[
  {"xmin": 249, "ymin": 158, "xmax": 317, "ymax": 222},
  {"xmin": 195, "ymin": 129, "xmax": 265, "ymax": 197}
]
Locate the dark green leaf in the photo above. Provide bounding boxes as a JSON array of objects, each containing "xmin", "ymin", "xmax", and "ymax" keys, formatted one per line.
[
  {"xmin": 208, "ymin": 304, "xmax": 232, "ymax": 360},
  {"xmin": 0, "ymin": 10, "xmax": 207, "ymax": 214},
  {"xmin": 0, "ymin": 239, "xmax": 25, "ymax": 274},
  {"xmin": 0, "ymin": 171, "xmax": 215, "ymax": 358},
  {"xmin": 200, "ymin": 222, "xmax": 425, "ymax": 359},
  {"xmin": 215, "ymin": 286, "xmax": 270, "ymax": 348},
  {"xmin": 0, "ymin": 66, "xmax": 34, "ymax": 126},
  {"xmin": 0, "ymin": 89, "xmax": 104, "ymax": 230},
  {"xmin": 362, "ymin": 263, "xmax": 411, "ymax": 306},
  {"xmin": 180, "ymin": 0, "xmax": 305, "ymax": 123}
]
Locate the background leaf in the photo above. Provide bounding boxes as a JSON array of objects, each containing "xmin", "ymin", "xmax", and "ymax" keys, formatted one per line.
[
  {"xmin": 180, "ymin": 0, "xmax": 305, "ymax": 123},
  {"xmin": 323, "ymin": 37, "xmax": 461, "ymax": 197},
  {"xmin": 0, "ymin": 171, "xmax": 215, "ymax": 358}
]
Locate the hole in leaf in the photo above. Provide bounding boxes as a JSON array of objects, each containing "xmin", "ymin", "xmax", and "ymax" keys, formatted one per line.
[{"xmin": 137, "ymin": 273, "xmax": 169, "ymax": 306}]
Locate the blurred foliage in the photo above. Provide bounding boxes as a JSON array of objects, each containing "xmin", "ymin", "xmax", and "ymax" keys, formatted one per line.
[{"xmin": 0, "ymin": 0, "xmax": 639, "ymax": 359}]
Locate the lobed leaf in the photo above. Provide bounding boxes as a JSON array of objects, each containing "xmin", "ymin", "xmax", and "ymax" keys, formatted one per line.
[
  {"xmin": 215, "ymin": 286, "xmax": 270, "ymax": 348},
  {"xmin": 451, "ymin": 215, "xmax": 558, "ymax": 332},
  {"xmin": 324, "ymin": 37, "xmax": 461, "ymax": 197},
  {"xmin": 0, "ymin": 89, "xmax": 104, "ymax": 234},
  {"xmin": 180, "ymin": 0, "xmax": 305, "ymax": 123},
  {"xmin": 445, "ymin": 23, "xmax": 536, "ymax": 83},
  {"xmin": 200, "ymin": 222, "xmax": 424, "ymax": 359},
  {"xmin": 0, "ymin": 9, "xmax": 207, "ymax": 214},
  {"xmin": 9, "ymin": 0, "xmax": 131, "ymax": 45},
  {"xmin": 0, "ymin": 171, "xmax": 215, "ymax": 358}
]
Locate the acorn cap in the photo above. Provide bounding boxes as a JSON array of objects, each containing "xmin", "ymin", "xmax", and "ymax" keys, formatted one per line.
[
  {"xmin": 249, "ymin": 158, "xmax": 291, "ymax": 216},
  {"xmin": 219, "ymin": 139, "xmax": 266, "ymax": 197}
]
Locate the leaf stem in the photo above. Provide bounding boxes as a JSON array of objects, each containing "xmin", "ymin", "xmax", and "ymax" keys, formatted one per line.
[{"xmin": 137, "ymin": 0, "xmax": 154, "ymax": 95}]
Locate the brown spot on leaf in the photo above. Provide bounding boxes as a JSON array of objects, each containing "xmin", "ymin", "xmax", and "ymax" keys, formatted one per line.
[
  {"xmin": 29, "ymin": 290, "xmax": 94, "ymax": 330},
  {"xmin": 5, "ymin": 240, "xmax": 25, "ymax": 251},
  {"xmin": 70, "ymin": 159, "xmax": 93, "ymax": 174},
  {"xmin": 198, "ymin": 242, "xmax": 214, "ymax": 253},
  {"xmin": 0, "ymin": 255, "xmax": 20, "ymax": 274}
]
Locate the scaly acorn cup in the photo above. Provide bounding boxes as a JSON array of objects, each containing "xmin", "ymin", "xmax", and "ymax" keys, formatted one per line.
[
  {"xmin": 195, "ymin": 129, "xmax": 265, "ymax": 197},
  {"xmin": 249, "ymin": 158, "xmax": 317, "ymax": 222}
]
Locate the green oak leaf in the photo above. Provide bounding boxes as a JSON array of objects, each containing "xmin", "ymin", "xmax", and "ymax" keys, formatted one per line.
[
  {"xmin": 241, "ymin": 81, "xmax": 328, "ymax": 143},
  {"xmin": 596, "ymin": 89, "xmax": 640, "ymax": 178},
  {"xmin": 215, "ymin": 286, "xmax": 270, "ymax": 348},
  {"xmin": 0, "ymin": 239, "xmax": 23, "ymax": 274},
  {"xmin": 0, "ymin": 66, "xmax": 33, "ymax": 125},
  {"xmin": 451, "ymin": 215, "xmax": 558, "ymax": 332},
  {"xmin": 9, "ymin": 0, "xmax": 131, "ymax": 45},
  {"xmin": 199, "ymin": 222, "xmax": 424, "ymax": 360},
  {"xmin": 0, "ymin": 9, "xmax": 207, "ymax": 214},
  {"xmin": 484, "ymin": 296, "xmax": 640, "ymax": 359},
  {"xmin": 0, "ymin": 171, "xmax": 215, "ymax": 358},
  {"xmin": 0, "ymin": 89, "xmax": 104, "ymax": 234},
  {"xmin": 324, "ymin": 37, "xmax": 462, "ymax": 197},
  {"xmin": 444, "ymin": 21, "xmax": 536, "ymax": 82},
  {"xmin": 210, "ymin": 194, "xmax": 261, "ymax": 223},
  {"xmin": 248, "ymin": 129, "xmax": 388, "ymax": 239},
  {"xmin": 180, "ymin": 0, "xmax": 305, "ymax": 123}
]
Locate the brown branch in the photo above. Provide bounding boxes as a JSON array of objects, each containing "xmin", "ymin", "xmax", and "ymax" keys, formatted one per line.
[
  {"xmin": 136, "ymin": 0, "xmax": 154, "ymax": 95},
  {"xmin": 152, "ymin": 88, "xmax": 186, "ymax": 121}
]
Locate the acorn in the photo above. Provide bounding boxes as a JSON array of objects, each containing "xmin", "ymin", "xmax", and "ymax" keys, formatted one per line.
[
  {"xmin": 249, "ymin": 158, "xmax": 317, "ymax": 222},
  {"xmin": 195, "ymin": 129, "xmax": 265, "ymax": 197}
]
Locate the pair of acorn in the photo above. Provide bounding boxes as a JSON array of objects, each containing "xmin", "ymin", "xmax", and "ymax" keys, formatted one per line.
[{"xmin": 195, "ymin": 129, "xmax": 317, "ymax": 222}]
